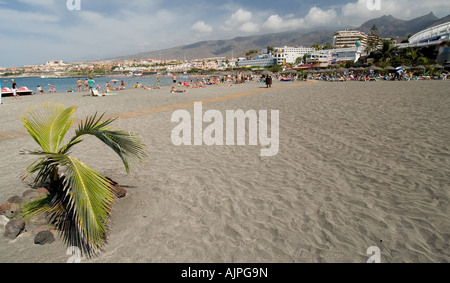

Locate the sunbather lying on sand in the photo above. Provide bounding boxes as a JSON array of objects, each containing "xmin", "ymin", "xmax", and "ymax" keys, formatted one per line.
[
  {"xmin": 171, "ymin": 87, "xmax": 187, "ymax": 93},
  {"xmin": 144, "ymin": 85, "xmax": 161, "ymax": 90},
  {"xmin": 188, "ymin": 83, "xmax": 206, "ymax": 89}
]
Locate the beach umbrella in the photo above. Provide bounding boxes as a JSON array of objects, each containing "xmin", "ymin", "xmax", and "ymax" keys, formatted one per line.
[
  {"xmin": 401, "ymin": 65, "xmax": 411, "ymax": 70},
  {"xmin": 111, "ymin": 79, "xmax": 119, "ymax": 82},
  {"xmin": 384, "ymin": 66, "xmax": 396, "ymax": 71},
  {"xmin": 370, "ymin": 66, "xmax": 382, "ymax": 71},
  {"xmin": 413, "ymin": 65, "xmax": 426, "ymax": 70}
]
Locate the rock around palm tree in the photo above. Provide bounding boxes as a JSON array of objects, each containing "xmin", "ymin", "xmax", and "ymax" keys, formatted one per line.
[{"xmin": 20, "ymin": 102, "xmax": 147, "ymax": 257}]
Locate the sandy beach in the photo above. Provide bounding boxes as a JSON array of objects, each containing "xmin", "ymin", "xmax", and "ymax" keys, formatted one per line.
[{"xmin": 0, "ymin": 79, "xmax": 449, "ymax": 263}]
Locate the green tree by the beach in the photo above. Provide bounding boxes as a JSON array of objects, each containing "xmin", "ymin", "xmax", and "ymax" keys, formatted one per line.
[
  {"xmin": 312, "ymin": 43, "xmax": 324, "ymax": 50},
  {"xmin": 20, "ymin": 102, "xmax": 147, "ymax": 257},
  {"xmin": 366, "ymin": 24, "xmax": 382, "ymax": 53}
]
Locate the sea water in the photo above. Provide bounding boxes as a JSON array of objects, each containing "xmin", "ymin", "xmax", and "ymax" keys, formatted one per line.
[{"xmin": 1, "ymin": 76, "xmax": 175, "ymax": 93}]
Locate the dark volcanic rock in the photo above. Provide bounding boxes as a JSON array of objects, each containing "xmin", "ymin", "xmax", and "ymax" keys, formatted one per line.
[
  {"xmin": 7, "ymin": 196, "xmax": 23, "ymax": 205},
  {"xmin": 0, "ymin": 202, "xmax": 22, "ymax": 218},
  {"xmin": 4, "ymin": 218, "xmax": 25, "ymax": 239},
  {"xmin": 107, "ymin": 178, "xmax": 128, "ymax": 199},
  {"xmin": 34, "ymin": 230, "xmax": 55, "ymax": 245}
]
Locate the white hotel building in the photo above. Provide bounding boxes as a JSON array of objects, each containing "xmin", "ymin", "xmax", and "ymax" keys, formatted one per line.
[
  {"xmin": 306, "ymin": 46, "xmax": 367, "ymax": 67},
  {"xmin": 273, "ymin": 46, "xmax": 316, "ymax": 65}
]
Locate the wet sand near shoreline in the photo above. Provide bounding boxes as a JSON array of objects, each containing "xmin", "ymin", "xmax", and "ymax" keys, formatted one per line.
[{"xmin": 0, "ymin": 80, "xmax": 449, "ymax": 263}]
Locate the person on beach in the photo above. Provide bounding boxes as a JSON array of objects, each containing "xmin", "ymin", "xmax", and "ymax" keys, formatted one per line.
[
  {"xmin": 394, "ymin": 67, "xmax": 403, "ymax": 81},
  {"xmin": 48, "ymin": 84, "xmax": 56, "ymax": 93},
  {"xmin": 172, "ymin": 75, "xmax": 177, "ymax": 85},
  {"xmin": 121, "ymin": 80, "xmax": 125, "ymax": 89},
  {"xmin": 37, "ymin": 85, "xmax": 45, "ymax": 94},
  {"xmin": 106, "ymin": 82, "xmax": 111, "ymax": 92},
  {"xmin": 171, "ymin": 87, "xmax": 187, "ymax": 93},
  {"xmin": 11, "ymin": 79, "xmax": 21, "ymax": 99},
  {"xmin": 77, "ymin": 78, "xmax": 82, "ymax": 92},
  {"xmin": 84, "ymin": 79, "xmax": 89, "ymax": 91},
  {"xmin": 266, "ymin": 75, "xmax": 273, "ymax": 88},
  {"xmin": 88, "ymin": 77, "xmax": 95, "ymax": 95}
]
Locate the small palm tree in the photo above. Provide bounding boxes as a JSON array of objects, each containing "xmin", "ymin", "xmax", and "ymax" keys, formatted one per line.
[{"xmin": 20, "ymin": 102, "xmax": 147, "ymax": 256}]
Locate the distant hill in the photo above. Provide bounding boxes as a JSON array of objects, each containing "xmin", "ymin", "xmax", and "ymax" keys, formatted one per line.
[
  {"xmin": 110, "ymin": 29, "xmax": 335, "ymax": 62},
  {"xmin": 429, "ymin": 14, "xmax": 450, "ymax": 27},
  {"xmin": 108, "ymin": 12, "xmax": 450, "ymax": 62},
  {"xmin": 358, "ymin": 12, "xmax": 446, "ymax": 38}
]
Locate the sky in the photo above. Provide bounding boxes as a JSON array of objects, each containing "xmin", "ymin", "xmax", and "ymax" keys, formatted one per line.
[{"xmin": 1, "ymin": 0, "xmax": 449, "ymax": 67}]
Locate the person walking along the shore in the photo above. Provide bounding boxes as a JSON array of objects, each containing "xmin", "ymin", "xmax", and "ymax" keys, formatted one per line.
[
  {"xmin": 88, "ymin": 77, "xmax": 95, "ymax": 95},
  {"xmin": 77, "ymin": 78, "xmax": 82, "ymax": 92},
  {"xmin": 12, "ymin": 79, "xmax": 21, "ymax": 100},
  {"xmin": 266, "ymin": 75, "xmax": 273, "ymax": 88}
]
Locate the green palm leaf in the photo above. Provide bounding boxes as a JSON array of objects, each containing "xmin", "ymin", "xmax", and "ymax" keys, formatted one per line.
[
  {"xmin": 29, "ymin": 152, "xmax": 115, "ymax": 253},
  {"xmin": 53, "ymin": 153, "xmax": 115, "ymax": 251},
  {"xmin": 22, "ymin": 153, "xmax": 59, "ymax": 186},
  {"xmin": 20, "ymin": 102, "xmax": 77, "ymax": 153},
  {"xmin": 63, "ymin": 113, "xmax": 147, "ymax": 173}
]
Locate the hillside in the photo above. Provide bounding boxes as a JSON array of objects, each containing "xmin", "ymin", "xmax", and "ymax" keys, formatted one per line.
[
  {"xmin": 111, "ymin": 29, "xmax": 335, "ymax": 61},
  {"xmin": 429, "ymin": 14, "xmax": 450, "ymax": 27},
  {"xmin": 359, "ymin": 12, "xmax": 443, "ymax": 38}
]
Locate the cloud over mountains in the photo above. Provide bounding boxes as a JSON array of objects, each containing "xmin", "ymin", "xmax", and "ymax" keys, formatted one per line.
[{"xmin": 1, "ymin": 0, "xmax": 449, "ymax": 67}]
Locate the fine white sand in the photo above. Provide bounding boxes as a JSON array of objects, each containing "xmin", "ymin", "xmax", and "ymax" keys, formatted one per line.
[{"xmin": 0, "ymin": 79, "xmax": 449, "ymax": 263}]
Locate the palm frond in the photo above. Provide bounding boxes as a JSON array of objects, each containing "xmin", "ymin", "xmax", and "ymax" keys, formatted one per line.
[
  {"xmin": 45, "ymin": 153, "xmax": 116, "ymax": 252},
  {"xmin": 21, "ymin": 151, "xmax": 59, "ymax": 186},
  {"xmin": 68, "ymin": 113, "xmax": 148, "ymax": 173},
  {"xmin": 20, "ymin": 103, "xmax": 77, "ymax": 153},
  {"xmin": 20, "ymin": 196, "xmax": 54, "ymax": 219}
]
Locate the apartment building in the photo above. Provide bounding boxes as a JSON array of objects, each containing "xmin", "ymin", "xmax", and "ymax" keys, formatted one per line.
[
  {"xmin": 274, "ymin": 46, "xmax": 315, "ymax": 65},
  {"xmin": 333, "ymin": 30, "xmax": 368, "ymax": 48}
]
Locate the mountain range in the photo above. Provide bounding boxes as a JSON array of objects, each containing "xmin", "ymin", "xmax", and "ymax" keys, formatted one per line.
[
  {"xmin": 110, "ymin": 12, "xmax": 450, "ymax": 62},
  {"xmin": 359, "ymin": 12, "xmax": 450, "ymax": 38}
]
